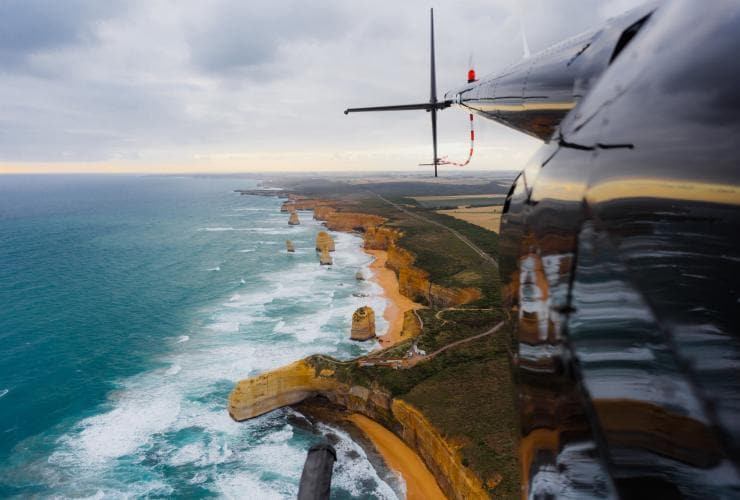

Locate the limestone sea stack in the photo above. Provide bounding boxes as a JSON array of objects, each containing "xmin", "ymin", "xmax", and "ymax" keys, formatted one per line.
[
  {"xmin": 315, "ymin": 231, "xmax": 335, "ymax": 252},
  {"xmin": 286, "ymin": 240, "xmax": 295, "ymax": 252},
  {"xmin": 319, "ymin": 247, "xmax": 333, "ymax": 265},
  {"xmin": 355, "ymin": 271, "xmax": 364, "ymax": 281},
  {"xmin": 350, "ymin": 307, "xmax": 376, "ymax": 341},
  {"xmin": 280, "ymin": 201, "xmax": 295, "ymax": 213},
  {"xmin": 288, "ymin": 212, "xmax": 300, "ymax": 225}
]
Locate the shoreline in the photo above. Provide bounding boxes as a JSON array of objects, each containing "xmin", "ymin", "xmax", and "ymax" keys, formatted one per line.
[
  {"xmin": 347, "ymin": 414, "xmax": 447, "ymax": 500},
  {"xmin": 364, "ymin": 248, "xmax": 423, "ymax": 348}
]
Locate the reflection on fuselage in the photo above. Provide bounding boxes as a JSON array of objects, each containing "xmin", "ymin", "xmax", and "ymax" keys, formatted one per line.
[{"xmin": 494, "ymin": 1, "xmax": 740, "ymax": 497}]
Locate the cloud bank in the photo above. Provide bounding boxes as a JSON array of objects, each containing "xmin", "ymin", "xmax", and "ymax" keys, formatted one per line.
[{"xmin": 0, "ymin": 0, "xmax": 647, "ymax": 172}]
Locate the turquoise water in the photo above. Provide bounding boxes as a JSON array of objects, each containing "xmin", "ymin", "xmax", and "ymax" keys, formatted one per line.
[{"xmin": 0, "ymin": 175, "xmax": 399, "ymax": 498}]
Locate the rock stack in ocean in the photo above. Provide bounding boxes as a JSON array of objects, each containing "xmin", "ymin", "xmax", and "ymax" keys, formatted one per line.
[
  {"xmin": 350, "ymin": 307, "xmax": 375, "ymax": 341},
  {"xmin": 286, "ymin": 240, "xmax": 295, "ymax": 252},
  {"xmin": 288, "ymin": 212, "xmax": 300, "ymax": 225},
  {"xmin": 280, "ymin": 201, "xmax": 295, "ymax": 213},
  {"xmin": 315, "ymin": 231, "xmax": 335, "ymax": 252},
  {"xmin": 319, "ymin": 247, "xmax": 333, "ymax": 265},
  {"xmin": 355, "ymin": 271, "xmax": 364, "ymax": 281}
]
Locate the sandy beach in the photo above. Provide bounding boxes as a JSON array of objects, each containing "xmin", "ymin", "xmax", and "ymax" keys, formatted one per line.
[
  {"xmin": 347, "ymin": 414, "xmax": 447, "ymax": 500},
  {"xmin": 365, "ymin": 249, "xmax": 423, "ymax": 348}
]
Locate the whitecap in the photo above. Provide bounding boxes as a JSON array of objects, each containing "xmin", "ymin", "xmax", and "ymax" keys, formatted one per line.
[
  {"xmin": 238, "ymin": 248, "xmax": 256, "ymax": 253},
  {"xmin": 215, "ymin": 473, "xmax": 286, "ymax": 500},
  {"xmin": 51, "ymin": 388, "xmax": 182, "ymax": 463},
  {"xmin": 165, "ymin": 364, "xmax": 181, "ymax": 376},
  {"xmin": 208, "ymin": 322, "xmax": 239, "ymax": 333},
  {"xmin": 0, "ymin": 389, "xmax": 8, "ymax": 399},
  {"xmin": 316, "ymin": 423, "xmax": 401, "ymax": 499},
  {"xmin": 207, "ymin": 266, "xmax": 220, "ymax": 272},
  {"xmin": 34, "ymin": 213, "xmax": 393, "ymax": 495}
]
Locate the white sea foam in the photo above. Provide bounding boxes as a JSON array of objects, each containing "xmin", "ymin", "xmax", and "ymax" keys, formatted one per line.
[
  {"xmin": 238, "ymin": 248, "xmax": 256, "ymax": 253},
  {"xmin": 41, "ymin": 206, "xmax": 392, "ymax": 496},
  {"xmin": 207, "ymin": 321, "xmax": 239, "ymax": 333},
  {"xmin": 215, "ymin": 472, "xmax": 286, "ymax": 500},
  {"xmin": 207, "ymin": 266, "xmax": 221, "ymax": 272},
  {"xmin": 0, "ymin": 388, "xmax": 8, "ymax": 399},
  {"xmin": 52, "ymin": 386, "xmax": 182, "ymax": 463},
  {"xmin": 165, "ymin": 364, "xmax": 181, "ymax": 376},
  {"xmin": 317, "ymin": 423, "xmax": 401, "ymax": 499}
]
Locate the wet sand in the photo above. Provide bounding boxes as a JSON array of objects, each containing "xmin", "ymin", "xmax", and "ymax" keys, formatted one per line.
[
  {"xmin": 347, "ymin": 414, "xmax": 447, "ymax": 500},
  {"xmin": 364, "ymin": 249, "xmax": 422, "ymax": 348}
]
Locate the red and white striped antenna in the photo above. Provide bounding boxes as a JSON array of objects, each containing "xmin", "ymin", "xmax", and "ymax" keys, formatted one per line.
[{"xmin": 439, "ymin": 61, "xmax": 476, "ymax": 167}]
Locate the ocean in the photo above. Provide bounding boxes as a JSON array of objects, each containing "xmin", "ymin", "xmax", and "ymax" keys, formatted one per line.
[{"xmin": 0, "ymin": 175, "xmax": 401, "ymax": 498}]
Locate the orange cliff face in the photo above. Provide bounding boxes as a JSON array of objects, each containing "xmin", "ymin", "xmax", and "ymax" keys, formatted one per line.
[
  {"xmin": 381, "ymin": 238, "xmax": 481, "ymax": 308},
  {"xmin": 312, "ymin": 201, "xmax": 480, "ymax": 308},
  {"xmin": 325, "ymin": 212, "xmax": 385, "ymax": 232},
  {"xmin": 364, "ymin": 226, "xmax": 400, "ymax": 251}
]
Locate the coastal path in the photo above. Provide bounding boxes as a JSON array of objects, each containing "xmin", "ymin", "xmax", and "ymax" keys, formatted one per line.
[
  {"xmin": 358, "ymin": 320, "xmax": 504, "ymax": 369},
  {"xmin": 371, "ymin": 193, "xmax": 498, "ymax": 269}
]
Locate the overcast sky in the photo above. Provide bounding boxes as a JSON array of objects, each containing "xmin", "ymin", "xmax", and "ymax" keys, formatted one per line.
[{"xmin": 0, "ymin": 0, "xmax": 646, "ymax": 174}]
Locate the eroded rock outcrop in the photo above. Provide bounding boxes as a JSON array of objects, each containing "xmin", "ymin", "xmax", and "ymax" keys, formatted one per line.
[
  {"xmin": 228, "ymin": 359, "xmax": 393, "ymax": 425},
  {"xmin": 364, "ymin": 226, "xmax": 400, "ymax": 251},
  {"xmin": 324, "ymin": 212, "xmax": 385, "ymax": 232},
  {"xmin": 228, "ymin": 360, "xmax": 491, "ymax": 500},
  {"xmin": 313, "ymin": 205, "xmax": 335, "ymax": 221},
  {"xmin": 288, "ymin": 212, "xmax": 300, "ymax": 225},
  {"xmin": 350, "ymin": 307, "xmax": 375, "ymax": 341},
  {"xmin": 280, "ymin": 201, "xmax": 295, "ymax": 213},
  {"xmin": 319, "ymin": 247, "xmax": 333, "ymax": 265},
  {"xmin": 355, "ymin": 271, "xmax": 364, "ymax": 281},
  {"xmin": 286, "ymin": 240, "xmax": 295, "ymax": 252},
  {"xmin": 228, "ymin": 360, "xmax": 337, "ymax": 421},
  {"xmin": 289, "ymin": 197, "xmax": 332, "ymax": 211},
  {"xmin": 315, "ymin": 231, "xmax": 335, "ymax": 252}
]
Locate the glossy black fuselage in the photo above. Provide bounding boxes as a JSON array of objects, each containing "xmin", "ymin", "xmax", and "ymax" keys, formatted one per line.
[{"xmin": 450, "ymin": 1, "xmax": 740, "ymax": 497}]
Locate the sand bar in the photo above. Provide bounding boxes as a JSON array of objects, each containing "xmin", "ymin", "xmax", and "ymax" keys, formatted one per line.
[
  {"xmin": 347, "ymin": 414, "xmax": 447, "ymax": 500},
  {"xmin": 365, "ymin": 249, "xmax": 422, "ymax": 348}
]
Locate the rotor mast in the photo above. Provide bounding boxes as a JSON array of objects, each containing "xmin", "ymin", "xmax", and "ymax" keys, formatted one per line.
[{"xmin": 344, "ymin": 8, "xmax": 449, "ymax": 177}]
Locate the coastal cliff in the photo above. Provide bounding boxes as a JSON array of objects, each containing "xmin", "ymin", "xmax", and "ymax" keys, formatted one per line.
[
  {"xmin": 228, "ymin": 196, "xmax": 505, "ymax": 498},
  {"xmin": 228, "ymin": 359, "xmax": 489, "ymax": 500},
  {"xmin": 228, "ymin": 360, "xmax": 335, "ymax": 420},
  {"xmin": 312, "ymin": 205, "xmax": 385, "ymax": 232},
  {"xmin": 367, "ymin": 228, "xmax": 481, "ymax": 308},
  {"xmin": 393, "ymin": 400, "xmax": 490, "ymax": 500}
]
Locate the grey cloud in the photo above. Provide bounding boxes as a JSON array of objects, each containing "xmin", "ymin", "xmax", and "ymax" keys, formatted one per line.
[
  {"xmin": 0, "ymin": 0, "xmax": 124, "ymax": 69},
  {"xmin": 186, "ymin": 1, "xmax": 350, "ymax": 75},
  {"xmin": 0, "ymin": 0, "xmax": 651, "ymax": 167}
]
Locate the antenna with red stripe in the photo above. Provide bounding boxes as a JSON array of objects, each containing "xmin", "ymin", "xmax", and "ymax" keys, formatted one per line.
[{"xmin": 439, "ymin": 64, "xmax": 476, "ymax": 167}]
